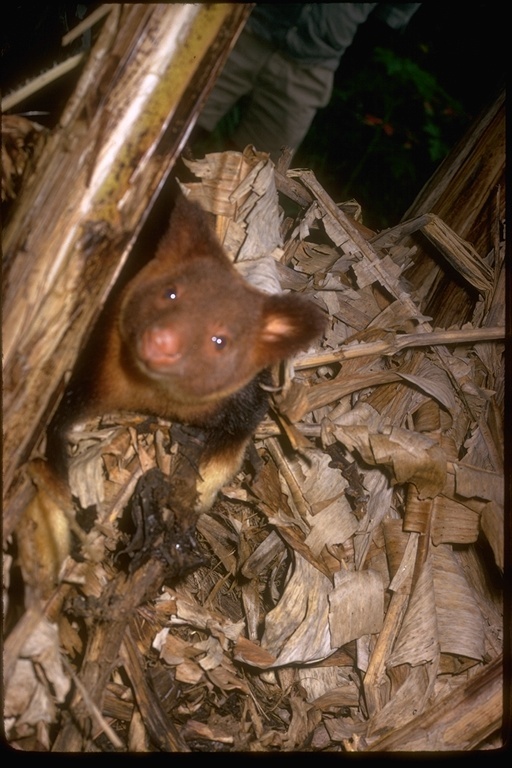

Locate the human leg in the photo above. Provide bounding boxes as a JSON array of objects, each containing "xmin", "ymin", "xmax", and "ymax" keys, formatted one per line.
[
  {"xmin": 196, "ymin": 29, "xmax": 274, "ymax": 133},
  {"xmin": 231, "ymin": 52, "xmax": 334, "ymax": 161}
]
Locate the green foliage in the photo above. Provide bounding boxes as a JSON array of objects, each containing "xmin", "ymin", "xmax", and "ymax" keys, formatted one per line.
[{"xmin": 374, "ymin": 47, "xmax": 464, "ymax": 162}]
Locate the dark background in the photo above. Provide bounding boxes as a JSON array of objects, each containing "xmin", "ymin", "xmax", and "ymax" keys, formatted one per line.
[
  {"xmin": 294, "ymin": 2, "xmax": 505, "ymax": 228},
  {"xmin": 1, "ymin": 3, "xmax": 505, "ymax": 230}
]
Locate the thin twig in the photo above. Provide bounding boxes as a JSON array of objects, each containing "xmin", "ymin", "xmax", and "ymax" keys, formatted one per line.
[
  {"xmin": 2, "ymin": 54, "xmax": 84, "ymax": 112},
  {"xmin": 61, "ymin": 4, "xmax": 114, "ymax": 46},
  {"xmin": 61, "ymin": 656, "xmax": 124, "ymax": 750},
  {"xmin": 296, "ymin": 325, "xmax": 505, "ymax": 369}
]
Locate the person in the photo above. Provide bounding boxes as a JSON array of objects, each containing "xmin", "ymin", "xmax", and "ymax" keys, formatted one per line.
[{"xmin": 192, "ymin": 3, "xmax": 421, "ymax": 163}]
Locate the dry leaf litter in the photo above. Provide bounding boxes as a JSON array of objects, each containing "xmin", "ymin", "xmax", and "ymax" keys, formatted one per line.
[{"xmin": 4, "ymin": 146, "xmax": 504, "ymax": 753}]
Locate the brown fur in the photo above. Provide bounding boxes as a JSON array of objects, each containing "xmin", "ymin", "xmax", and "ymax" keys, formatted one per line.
[{"xmin": 54, "ymin": 196, "xmax": 326, "ymax": 512}]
